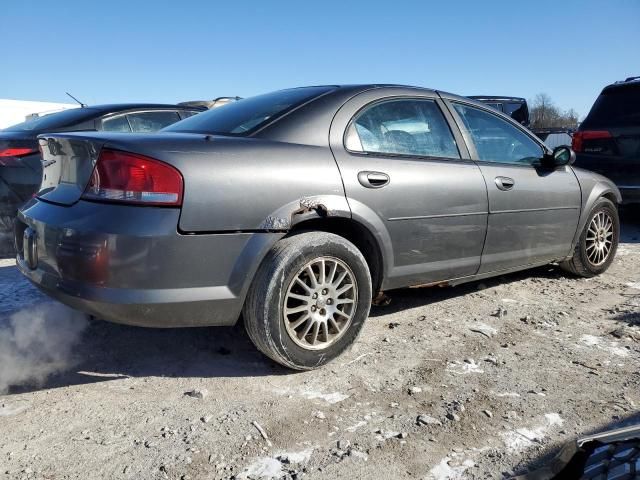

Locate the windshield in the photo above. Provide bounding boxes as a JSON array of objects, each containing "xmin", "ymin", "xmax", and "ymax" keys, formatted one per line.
[
  {"xmin": 3, "ymin": 107, "xmax": 99, "ymax": 132},
  {"xmin": 164, "ymin": 86, "xmax": 335, "ymax": 135}
]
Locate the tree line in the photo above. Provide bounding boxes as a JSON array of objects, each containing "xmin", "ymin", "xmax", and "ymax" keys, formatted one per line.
[{"xmin": 529, "ymin": 93, "xmax": 579, "ymax": 129}]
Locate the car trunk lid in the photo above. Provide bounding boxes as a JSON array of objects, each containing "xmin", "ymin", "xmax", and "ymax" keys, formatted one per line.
[{"xmin": 37, "ymin": 135, "xmax": 105, "ymax": 205}]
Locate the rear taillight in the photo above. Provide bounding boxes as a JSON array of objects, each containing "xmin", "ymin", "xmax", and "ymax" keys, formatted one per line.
[
  {"xmin": 0, "ymin": 147, "xmax": 37, "ymax": 166},
  {"xmin": 0, "ymin": 147, "xmax": 37, "ymax": 157},
  {"xmin": 572, "ymin": 130, "xmax": 612, "ymax": 153},
  {"xmin": 82, "ymin": 149, "xmax": 183, "ymax": 206}
]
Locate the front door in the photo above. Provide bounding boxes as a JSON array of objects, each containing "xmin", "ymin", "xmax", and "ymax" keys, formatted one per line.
[
  {"xmin": 447, "ymin": 100, "xmax": 581, "ymax": 273},
  {"xmin": 329, "ymin": 89, "xmax": 489, "ymax": 289}
]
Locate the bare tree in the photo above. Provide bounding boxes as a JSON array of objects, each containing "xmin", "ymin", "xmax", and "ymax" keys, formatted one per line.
[{"xmin": 529, "ymin": 93, "xmax": 579, "ymax": 129}]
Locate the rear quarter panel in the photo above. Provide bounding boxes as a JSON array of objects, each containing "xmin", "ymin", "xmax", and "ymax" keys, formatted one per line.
[{"xmin": 84, "ymin": 133, "xmax": 350, "ymax": 232}]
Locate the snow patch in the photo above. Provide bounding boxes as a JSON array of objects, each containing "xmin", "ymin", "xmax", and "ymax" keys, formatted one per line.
[
  {"xmin": 625, "ymin": 281, "xmax": 640, "ymax": 290},
  {"xmin": 346, "ymin": 420, "xmax": 367, "ymax": 432},
  {"xmin": 427, "ymin": 457, "xmax": 475, "ymax": 480},
  {"xmin": 447, "ymin": 359, "xmax": 484, "ymax": 375},
  {"xmin": 238, "ymin": 448, "xmax": 313, "ymax": 479},
  {"xmin": 580, "ymin": 334, "xmax": 628, "ymax": 357},
  {"xmin": 501, "ymin": 413, "xmax": 564, "ymax": 453},
  {"xmin": 300, "ymin": 390, "xmax": 349, "ymax": 404},
  {"xmin": 238, "ymin": 457, "xmax": 282, "ymax": 479}
]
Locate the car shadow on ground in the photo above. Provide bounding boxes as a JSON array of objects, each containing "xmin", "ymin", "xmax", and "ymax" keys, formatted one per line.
[
  {"xmin": 5, "ymin": 318, "xmax": 291, "ymax": 395},
  {"xmin": 5, "ymin": 216, "xmax": 640, "ymax": 395}
]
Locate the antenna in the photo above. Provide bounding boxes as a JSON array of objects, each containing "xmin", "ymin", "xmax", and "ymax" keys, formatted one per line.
[{"xmin": 65, "ymin": 92, "xmax": 87, "ymax": 107}]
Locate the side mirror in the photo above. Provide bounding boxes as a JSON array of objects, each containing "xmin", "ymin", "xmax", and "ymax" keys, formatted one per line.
[{"xmin": 552, "ymin": 145, "xmax": 576, "ymax": 166}]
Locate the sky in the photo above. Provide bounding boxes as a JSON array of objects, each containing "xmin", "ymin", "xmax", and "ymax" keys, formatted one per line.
[{"xmin": 2, "ymin": 1, "xmax": 639, "ymax": 119}]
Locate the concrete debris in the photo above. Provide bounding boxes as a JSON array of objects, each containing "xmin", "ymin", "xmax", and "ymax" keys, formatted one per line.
[
  {"xmin": 184, "ymin": 389, "xmax": 208, "ymax": 400},
  {"xmin": 417, "ymin": 415, "xmax": 442, "ymax": 426}
]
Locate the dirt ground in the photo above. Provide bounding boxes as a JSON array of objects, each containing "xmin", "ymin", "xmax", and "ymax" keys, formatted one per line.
[{"xmin": 1, "ymin": 212, "xmax": 639, "ymax": 480}]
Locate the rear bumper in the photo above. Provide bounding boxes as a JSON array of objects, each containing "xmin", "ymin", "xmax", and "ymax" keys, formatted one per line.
[{"xmin": 16, "ymin": 199, "xmax": 282, "ymax": 327}]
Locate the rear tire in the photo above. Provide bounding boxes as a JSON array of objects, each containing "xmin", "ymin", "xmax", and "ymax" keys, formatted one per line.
[
  {"xmin": 561, "ymin": 197, "xmax": 619, "ymax": 277},
  {"xmin": 243, "ymin": 231, "xmax": 372, "ymax": 370}
]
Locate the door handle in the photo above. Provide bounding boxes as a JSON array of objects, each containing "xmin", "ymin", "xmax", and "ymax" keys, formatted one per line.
[
  {"xmin": 358, "ymin": 171, "xmax": 390, "ymax": 188},
  {"xmin": 495, "ymin": 176, "xmax": 515, "ymax": 191}
]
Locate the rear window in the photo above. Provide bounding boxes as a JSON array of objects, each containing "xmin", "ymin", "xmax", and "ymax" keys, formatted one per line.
[
  {"xmin": 3, "ymin": 108, "xmax": 99, "ymax": 132},
  {"xmin": 164, "ymin": 87, "xmax": 335, "ymax": 135},
  {"xmin": 582, "ymin": 85, "xmax": 640, "ymax": 128}
]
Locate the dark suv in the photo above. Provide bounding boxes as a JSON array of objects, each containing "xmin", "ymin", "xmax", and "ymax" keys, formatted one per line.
[
  {"xmin": 0, "ymin": 104, "xmax": 204, "ymax": 256},
  {"xmin": 573, "ymin": 77, "xmax": 640, "ymax": 204},
  {"xmin": 468, "ymin": 96, "xmax": 530, "ymax": 127}
]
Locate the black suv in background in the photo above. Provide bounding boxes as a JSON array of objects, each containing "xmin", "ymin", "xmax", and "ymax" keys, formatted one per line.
[
  {"xmin": 468, "ymin": 96, "xmax": 530, "ymax": 126},
  {"xmin": 573, "ymin": 77, "xmax": 640, "ymax": 204},
  {"xmin": 0, "ymin": 103, "xmax": 205, "ymax": 256}
]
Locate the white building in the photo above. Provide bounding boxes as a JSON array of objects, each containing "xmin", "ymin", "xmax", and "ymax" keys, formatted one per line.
[{"xmin": 0, "ymin": 99, "xmax": 78, "ymax": 129}]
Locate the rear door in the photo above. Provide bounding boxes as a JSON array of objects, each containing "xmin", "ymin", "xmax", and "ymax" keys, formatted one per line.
[
  {"xmin": 446, "ymin": 100, "xmax": 581, "ymax": 273},
  {"xmin": 574, "ymin": 83, "xmax": 640, "ymax": 193},
  {"xmin": 329, "ymin": 88, "xmax": 488, "ymax": 289}
]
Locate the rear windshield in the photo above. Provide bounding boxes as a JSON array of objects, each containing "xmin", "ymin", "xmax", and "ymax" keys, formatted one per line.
[
  {"xmin": 3, "ymin": 108, "xmax": 99, "ymax": 132},
  {"xmin": 582, "ymin": 85, "xmax": 640, "ymax": 128},
  {"xmin": 164, "ymin": 86, "xmax": 335, "ymax": 135}
]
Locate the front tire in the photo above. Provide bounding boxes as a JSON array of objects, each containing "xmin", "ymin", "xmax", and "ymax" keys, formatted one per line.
[
  {"xmin": 243, "ymin": 231, "xmax": 372, "ymax": 370},
  {"xmin": 561, "ymin": 197, "xmax": 619, "ymax": 277}
]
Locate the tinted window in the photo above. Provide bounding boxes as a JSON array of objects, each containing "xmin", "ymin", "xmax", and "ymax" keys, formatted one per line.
[
  {"xmin": 503, "ymin": 102, "xmax": 528, "ymax": 125},
  {"xmin": 3, "ymin": 108, "xmax": 98, "ymax": 132},
  {"xmin": 453, "ymin": 103, "xmax": 542, "ymax": 164},
  {"xmin": 101, "ymin": 114, "xmax": 131, "ymax": 132},
  {"xmin": 344, "ymin": 99, "xmax": 460, "ymax": 159},
  {"xmin": 179, "ymin": 110, "xmax": 201, "ymax": 120},
  {"xmin": 127, "ymin": 111, "xmax": 181, "ymax": 132},
  {"xmin": 582, "ymin": 85, "xmax": 640, "ymax": 128},
  {"xmin": 164, "ymin": 87, "xmax": 334, "ymax": 135}
]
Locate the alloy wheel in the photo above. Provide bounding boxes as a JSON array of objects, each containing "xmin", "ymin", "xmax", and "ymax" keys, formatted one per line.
[
  {"xmin": 585, "ymin": 211, "xmax": 614, "ymax": 266},
  {"xmin": 283, "ymin": 256, "xmax": 358, "ymax": 350}
]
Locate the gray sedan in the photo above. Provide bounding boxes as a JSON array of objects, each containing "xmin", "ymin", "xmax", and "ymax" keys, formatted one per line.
[{"xmin": 15, "ymin": 85, "xmax": 621, "ymax": 370}]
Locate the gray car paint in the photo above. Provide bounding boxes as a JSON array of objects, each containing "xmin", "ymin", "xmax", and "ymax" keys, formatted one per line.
[{"xmin": 17, "ymin": 85, "xmax": 621, "ymax": 328}]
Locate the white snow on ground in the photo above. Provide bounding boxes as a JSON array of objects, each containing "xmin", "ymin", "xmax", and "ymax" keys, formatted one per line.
[
  {"xmin": 238, "ymin": 448, "xmax": 314, "ymax": 479},
  {"xmin": 580, "ymin": 334, "xmax": 629, "ymax": 357},
  {"xmin": 237, "ymin": 457, "xmax": 282, "ymax": 479},
  {"xmin": 427, "ymin": 456, "xmax": 475, "ymax": 480},
  {"xmin": 446, "ymin": 359, "xmax": 484, "ymax": 375},
  {"xmin": 501, "ymin": 413, "xmax": 564, "ymax": 453},
  {"xmin": 625, "ymin": 281, "xmax": 640, "ymax": 289},
  {"xmin": 299, "ymin": 389, "xmax": 350, "ymax": 404}
]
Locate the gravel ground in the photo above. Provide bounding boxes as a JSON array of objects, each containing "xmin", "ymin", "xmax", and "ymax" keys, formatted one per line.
[{"xmin": 1, "ymin": 212, "xmax": 639, "ymax": 480}]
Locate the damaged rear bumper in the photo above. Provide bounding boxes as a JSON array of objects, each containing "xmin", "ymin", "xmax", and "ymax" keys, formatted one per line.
[{"xmin": 15, "ymin": 198, "xmax": 282, "ymax": 327}]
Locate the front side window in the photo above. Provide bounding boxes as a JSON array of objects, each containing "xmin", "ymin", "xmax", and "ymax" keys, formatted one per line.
[
  {"xmin": 344, "ymin": 99, "xmax": 460, "ymax": 159},
  {"xmin": 127, "ymin": 111, "xmax": 181, "ymax": 133},
  {"xmin": 453, "ymin": 103, "xmax": 542, "ymax": 165}
]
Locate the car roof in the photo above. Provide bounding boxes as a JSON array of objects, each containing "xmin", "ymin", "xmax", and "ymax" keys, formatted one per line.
[
  {"xmin": 467, "ymin": 95, "xmax": 527, "ymax": 102},
  {"xmin": 603, "ymin": 76, "xmax": 640, "ymax": 92},
  {"xmin": 83, "ymin": 103, "xmax": 207, "ymax": 113}
]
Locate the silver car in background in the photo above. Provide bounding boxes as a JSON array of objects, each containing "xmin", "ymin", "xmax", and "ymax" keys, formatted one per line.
[{"xmin": 15, "ymin": 85, "xmax": 621, "ymax": 370}]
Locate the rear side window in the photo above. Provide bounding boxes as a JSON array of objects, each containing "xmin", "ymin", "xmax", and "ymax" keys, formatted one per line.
[
  {"xmin": 453, "ymin": 103, "xmax": 542, "ymax": 165},
  {"xmin": 344, "ymin": 99, "xmax": 460, "ymax": 159},
  {"xmin": 101, "ymin": 114, "xmax": 131, "ymax": 132},
  {"xmin": 127, "ymin": 111, "xmax": 181, "ymax": 132},
  {"xmin": 582, "ymin": 86, "xmax": 640, "ymax": 128}
]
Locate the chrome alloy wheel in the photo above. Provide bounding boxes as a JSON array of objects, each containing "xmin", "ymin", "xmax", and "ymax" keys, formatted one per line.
[
  {"xmin": 283, "ymin": 256, "xmax": 358, "ymax": 350},
  {"xmin": 586, "ymin": 211, "xmax": 614, "ymax": 266}
]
